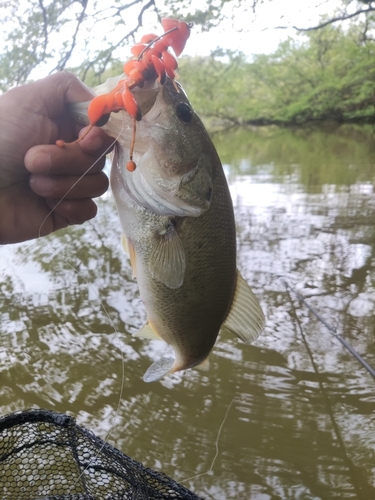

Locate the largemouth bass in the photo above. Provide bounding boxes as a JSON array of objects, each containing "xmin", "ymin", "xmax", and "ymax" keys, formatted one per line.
[{"xmin": 71, "ymin": 76, "xmax": 265, "ymax": 382}]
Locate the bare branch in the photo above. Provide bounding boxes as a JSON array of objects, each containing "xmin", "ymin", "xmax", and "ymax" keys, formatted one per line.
[
  {"xmin": 81, "ymin": 0, "xmax": 156, "ymax": 82},
  {"xmin": 50, "ymin": 0, "xmax": 89, "ymax": 73},
  {"xmin": 273, "ymin": 6, "xmax": 375, "ymax": 32},
  {"xmin": 86, "ymin": 0, "xmax": 145, "ymax": 24}
]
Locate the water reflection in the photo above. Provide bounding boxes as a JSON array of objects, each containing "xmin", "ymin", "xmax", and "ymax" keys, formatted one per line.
[{"xmin": 1, "ymin": 125, "xmax": 375, "ymax": 499}]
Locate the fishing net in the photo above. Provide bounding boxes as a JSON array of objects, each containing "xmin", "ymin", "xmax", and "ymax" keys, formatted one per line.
[{"xmin": 0, "ymin": 408, "xmax": 203, "ymax": 500}]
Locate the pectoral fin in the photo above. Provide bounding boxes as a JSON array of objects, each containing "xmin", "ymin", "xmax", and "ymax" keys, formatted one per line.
[
  {"xmin": 223, "ymin": 271, "xmax": 265, "ymax": 343},
  {"xmin": 143, "ymin": 357, "xmax": 175, "ymax": 383},
  {"xmin": 149, "ymin": 222, "xmax": 186, "ymax": 289},
  {"xmin": 121, "ymin": 234, "xmax": 137, "ymax": 279}
]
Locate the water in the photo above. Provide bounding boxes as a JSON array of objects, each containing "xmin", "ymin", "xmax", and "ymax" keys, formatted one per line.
[{"xmin": 1, "ymin": 124, "xmax": 375, "ymax": 499}]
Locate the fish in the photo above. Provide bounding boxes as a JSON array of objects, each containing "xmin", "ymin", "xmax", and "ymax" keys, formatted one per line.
[{"xmin": 70, "ymin": 76, "xmax": 265, "ymax": 383}]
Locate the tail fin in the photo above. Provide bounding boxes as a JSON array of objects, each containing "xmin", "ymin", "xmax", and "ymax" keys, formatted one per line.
[{"xmin": 143, "ymin": 357, "xmax": 175, "ymax": 383}]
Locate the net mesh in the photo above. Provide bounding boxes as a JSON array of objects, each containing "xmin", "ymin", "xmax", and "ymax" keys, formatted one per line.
[{"xmin": 0, "ymin": 409, "xmax": 203, "ymax": 500}]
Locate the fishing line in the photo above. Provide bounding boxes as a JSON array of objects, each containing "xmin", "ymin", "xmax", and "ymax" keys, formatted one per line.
[
  {"xmin": 66, "ymin": 126, "xmax": 129, "ymax": 490},
  {"xmin": 182, "ymin": 397, "xmax": 236, "ymax": 483},
  {"xmin": 282, "ymin": 279, "xmax": 375, "ymax": 379},
  {"xmin": 37, "ymin": 136, "xmax": 117, "ymax": 239},
  {"xmin": 284, "ymin": 281, "xmax": 368, "ymax": 497},
  {"xmin": 35, "ymin": 123, "xmax": 128, "ymax": 489}
]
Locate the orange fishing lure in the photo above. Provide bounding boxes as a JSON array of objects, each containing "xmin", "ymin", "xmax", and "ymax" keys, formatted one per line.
[
  {"xmin": 87, "ymin": 18, "xmax": 191, "ymax": 172},
  {"xmin": 88, "ymin": 19, "xmax": 191, "ymax": 125},
  {"xmin": 57, "ymin": 19, "xmax": 191, "ymax": 172}
]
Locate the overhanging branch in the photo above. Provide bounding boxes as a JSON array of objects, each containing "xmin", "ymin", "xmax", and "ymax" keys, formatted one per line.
[
  {"xmin": 274, "ymin": 6, "xmax": 375, "ymax": 32},
  {"xmin": 51, "ymin": 0, "xmax": 88, "ymax": 72},
  {"xmin": 80, "ymin": 0, "xmax": 156, "ymax": 81}
]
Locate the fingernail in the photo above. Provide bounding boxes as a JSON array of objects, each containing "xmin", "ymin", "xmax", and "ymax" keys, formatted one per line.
[
  {"xmin": 32, "ymin": 152, "xmax": 52, "ymax": 172},
  {"xmin": 80, "ymin": 130, "xmax": 104, "ymax": 152},
  {"xmin": 30, "ymin": 176, "xmax": 56, "ymax": 195}
]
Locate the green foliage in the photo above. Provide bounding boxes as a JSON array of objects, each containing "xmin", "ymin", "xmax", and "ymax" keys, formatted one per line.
[
  {"xmin": 1, "ymin": 0, "xmax": 374, "ymax": 125},
  {"xmin": 0, "ymin": 0, "xmax": 264, "ymax": 91},
  {"xmin": 0, "ymin": 0, "xmax": 78, "ymax": 91},
  {"xmin": 179, "ymin": 24, "xmax": 375, "ymax": 126}
]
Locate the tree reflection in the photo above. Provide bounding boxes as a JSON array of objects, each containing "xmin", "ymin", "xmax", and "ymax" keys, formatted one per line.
[{"xmin": 1, "ymin": 125, "xmax": 375, "ymax": 499}]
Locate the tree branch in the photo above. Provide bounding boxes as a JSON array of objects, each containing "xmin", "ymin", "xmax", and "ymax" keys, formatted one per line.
[
  {"xmin": 86, "ymin": 0, "xmax": 145, "ymax": 24},
  {"xmin": 80, "ymin": 0, "xmax": 156, "ymax": 81},
  {"xmin": 273, "ymin": 6, "xmax": 375, "ymax": 32},
  {"xmin": 51, "ymin": 0, "xmax": 89, "ymax": 73}
]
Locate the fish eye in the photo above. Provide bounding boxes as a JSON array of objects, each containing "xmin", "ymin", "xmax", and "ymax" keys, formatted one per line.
[{"xmin": 176, "ymin": 102, "xmax": 192, "ymax": 123}]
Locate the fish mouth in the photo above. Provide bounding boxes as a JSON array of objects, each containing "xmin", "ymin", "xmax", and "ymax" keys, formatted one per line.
[
  {"xmin": 141, "ymin": 99, "xmax": 168, "ymax": 130},
  {"xmin": 145, "ymin": 111, "xmax": 169, "ymax": 130},
  {"xmin": 152, "ymin": 120, "xmax": 169, "ymax": 130},
  {"xmin": 131, "ymin": 80, "xmax": 162, "ymax": 117}
]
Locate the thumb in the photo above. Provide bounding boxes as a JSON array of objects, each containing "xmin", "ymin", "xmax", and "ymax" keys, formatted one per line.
[{"xmin": 30, "ymin": 72, "xmax": 94, "ymax": 119}]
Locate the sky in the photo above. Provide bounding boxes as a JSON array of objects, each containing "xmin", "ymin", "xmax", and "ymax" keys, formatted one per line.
[
  {"xmin": 172, "ymin": 0, "xmax": 344, "ymax": 57},
  {"xmin": 0, "ymin": 0, "xmax": 350, "ymax": 83},
  {"xmin": 62, "ymin": 0, "xmax": 346, "ymax": 66}
]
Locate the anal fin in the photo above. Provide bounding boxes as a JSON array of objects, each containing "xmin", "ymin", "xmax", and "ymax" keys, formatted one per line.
[
  {"xmin": 194, "ymin": 357, "xmax": 210, "ymax": 372},
  {"xmin": 133, "ymin": 321, "xmax": 162, "ymax": 340},
  {"xmin": 223, "ymin": 271, "xmax": 265, "ymax": 344}
]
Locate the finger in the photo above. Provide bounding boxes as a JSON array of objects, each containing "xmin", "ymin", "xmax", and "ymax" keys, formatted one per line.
[
  {"xmin": 29, "ymin": 171, "xmax": 109, "ymax": 199},
  {"xmin": 34, "ymin": 72, "xmax": 95, "ymax": 118},
  {"xmin": 78, "ymin": 126, "xmax": 116, "ymax": 156},
  {"xmin": 46, "ymin": 198, "xmax": 98, "ymax": 225},
  {"xmin": 24, "ymin": 128, "xmax": 115, "ymax": 175}
]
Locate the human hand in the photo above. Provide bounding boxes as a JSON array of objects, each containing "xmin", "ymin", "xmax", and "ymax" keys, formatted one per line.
[{"xmin": 0, "ymin": 72, "xmax": 114, "ymax": 244}]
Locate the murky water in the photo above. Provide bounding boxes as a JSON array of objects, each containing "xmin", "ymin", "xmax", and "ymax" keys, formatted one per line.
[{"xmin": 1, "ymin": 124, "xmax": 375, "ymax": 499}]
